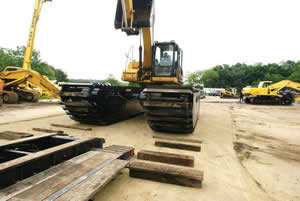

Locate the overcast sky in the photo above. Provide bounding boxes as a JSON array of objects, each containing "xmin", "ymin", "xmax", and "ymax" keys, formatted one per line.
[{"xmin": 1, "ymin": 0, "xmax": 300, "ymax": 80}]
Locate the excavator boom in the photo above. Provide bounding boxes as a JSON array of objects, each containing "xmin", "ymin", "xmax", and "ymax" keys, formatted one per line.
[
  {"xmin": 268, "ymin": 80, "xmax": 300, "ymax": 91},
  {"xmin": 23, "ymin": 0, "xmax": 52, "ymax": 70}
]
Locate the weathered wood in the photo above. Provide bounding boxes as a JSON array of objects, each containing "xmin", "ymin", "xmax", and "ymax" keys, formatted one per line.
[
  {"xmin": 0, "ymin": 151, "xmax": 100, "ymax": 200},
  {"xmin": 137, "ymin": 150, "xmax": 194, "ymax": 167},
  {"xmin": 8, "ymin": 152, "xmax": 115, "ymax": 201},
  {"xmin": 32, "ymin": 128, "xmax": 65, "ymax": 135},
  {"xmin": 153, "ymin": 136, "xmax": 202, "ymax": 144},
  {"xmin": 0, "ymin": 145, "xmax": 133, "ymax": 201},
  {"xmin": 129, "ymin": 161, "xmax": 204, "ymax": 188},
  {"xmin": 55, "ymin": 159, "xmax": 128, "ymax": 201},
  {"xmin": 155, "ymin": 140, "xmax": 201, "ymax": 152},
  {"xmin": 0, "ymin": 131, "xmax": 33, "ymax": 140},
  {"xmin": 51, "ymin": 123, "xmax": 92, "ymax": 131}
]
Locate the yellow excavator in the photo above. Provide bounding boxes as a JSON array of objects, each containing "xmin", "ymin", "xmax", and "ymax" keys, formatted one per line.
[
  {"xmin": 220, "ymin": 88, "xmax": 238, "ymax": 98},
  {"xmin": 242, "ymin": 80, "xmax": 300, "ymax": 105},
  {"xmin": 116, "ymin": 0, "xmax": 201, "ymax": 133},
  {"xmin": 0, "ymin": 0, "xmax": 60, "ymax": 104},
  {"xmin": 60, "ymin": 0, "xmax": 201, "ymax": 133},
  {"xmin": 0, "ymin": 79, "xmax": 3, "ymax": 107}
]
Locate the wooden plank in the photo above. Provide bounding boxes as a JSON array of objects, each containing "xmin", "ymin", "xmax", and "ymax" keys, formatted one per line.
[
  {"xmin": 0, "ymin": 137, "xmax": 95, "ymax": 171},
  {"xmin": 0, "ymin": 151, "xmax": 100, "ymax": 201},
  {"xmin": 0, "ymin": 144, "xmax": 133, "ymax": 200},
  {"xmin": 51, "ymin": 124, "xmax": 92, "ymax": 131},
  {"xmin": 155, "ymin": 140, "xmax": 201, "ymax": 152},
  {"xmin": 32, "ymin": 128, "xmax": 65, "ymax": 135},
  {"xmin": 153, "ymin": 136, "xmax": 202, "ymax": 144},
  {"xmin": 0, "ymin": 133, "xmax": 56, "ymax": 150},
  {"xmin": 1, "ymin": 145, "xmax": 133, "ymax": 201},
  {"xmin": 55, "ymin": 159, "xmax": 128, "ymax": 201},
  {"xmin": 137, "ymin": 150, "xmax": 194, "ymax": 167},
  {"xmin": 8, "ymin": 152, "xmax": 117, "ymax": 201},
  {"xmin": 129, "ymin": 161, "xmax": 204, "ymax": 188},
  {"xmin": 0, "ymin": 131, "xmax": 33, "ymax": 140},
  {"xmin": 103, "ymin": 145, "xmax": 134, "ymax": 152}
]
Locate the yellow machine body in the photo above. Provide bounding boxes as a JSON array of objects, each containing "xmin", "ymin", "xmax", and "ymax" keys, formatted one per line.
[
  {"xmin": 0, "ymin": 67, "xmax": 59, "ymax": 99},
  {"xmin": 220, "ymin": 88, "xmax": 238, "ymax": 98},
  {"xmin": 242, "ymin": 81, "xmax": 300, "ymax": 97},
  {"xmin": 0, "ymin": 79, "xmax": 3, "ymax": 106},
  {"xmin": 242, "ymin": 80, "xmax": 300, "ymax": 105}
]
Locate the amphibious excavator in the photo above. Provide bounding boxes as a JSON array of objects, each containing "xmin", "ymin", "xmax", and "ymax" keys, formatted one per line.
[
  {"xmin": 242, "ymin": 80, "xmax": 300, "ymax": 105},
  {"xmin": 0, "ymin": 0, "xmax": 60, "ymax": 104},
  {"xmin": 60, "ymin": 0, "xmax": 200, "ymax": 133}
]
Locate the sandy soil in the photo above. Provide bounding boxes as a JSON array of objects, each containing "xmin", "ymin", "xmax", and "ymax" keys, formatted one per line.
[
  {"xmin": 0, "ymin": 101, "xmax": 64, "ymax": 125},
  {"xmin": 0, "ymin": 97, "xmax": 299, "ymax": 201}
]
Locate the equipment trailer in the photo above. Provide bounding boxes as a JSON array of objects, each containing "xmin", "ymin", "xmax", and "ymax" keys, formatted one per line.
[{"xmin": 0, "ymin": 134, "xmax": 134, "ymax": 201}]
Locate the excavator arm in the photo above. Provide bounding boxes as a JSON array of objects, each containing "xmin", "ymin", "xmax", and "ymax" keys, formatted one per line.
[
  {"xmin": 115, "ymin": 0, "xmax": 153, "ymax": 81},
  {"xmin": 23, "ymin": 0, "xmax": 52, "ymax": 70},
  {"xmin": 115, "ymin": 0, "xmax": 183, "ymax": 85},
  {"xmin": 269, "ymin": 80, "xmax": 300, "ymax": 92}
]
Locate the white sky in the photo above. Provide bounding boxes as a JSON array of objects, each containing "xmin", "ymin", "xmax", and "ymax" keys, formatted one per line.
[{"xmin": 1, "ymin": 0, "xmax": 300, "ymax": 80}]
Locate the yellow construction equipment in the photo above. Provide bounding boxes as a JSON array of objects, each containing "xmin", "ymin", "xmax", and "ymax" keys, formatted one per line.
[
  {"xmin": 116, "ymin": 0, "xmax": 201, "ymax": 133},
  {"xmin": 220, "ymin": 88, "xmax": 238, "ymax": 98},
  {"xmin": 242, "ymin": 80, "xmax": 300, "ymax": 105},
  {"xmin": 60, "ymin": 0, "xmax": 201, "ymax": 133},
  {"xmin": 0, "ymin": 79, "xmax": 3, "ymax": 107},
  {"xmin": 0, "ymin": 0, "xmax": 60, "ymax": 104},
  {"xmin": 115, "ymin": 1, "xmax": 183, "ymax": 85}
]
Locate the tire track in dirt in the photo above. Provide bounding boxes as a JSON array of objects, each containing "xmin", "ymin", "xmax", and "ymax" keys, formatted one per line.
[{"xmin": 230, "ymin": 104, "xmax": 300, "ymax": 201}]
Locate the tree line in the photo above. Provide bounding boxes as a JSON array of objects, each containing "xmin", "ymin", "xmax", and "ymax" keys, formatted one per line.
[
  {"xmin": 0, "ymin": 46, "xmax": 68, "ymax": 82},
  {"xmin": 185, "ymin": 61, "xmax": 300, "ymax": 88},
  {"xmin": 3, "ymin": 46, "xmax": 299, "ymax": 88}
]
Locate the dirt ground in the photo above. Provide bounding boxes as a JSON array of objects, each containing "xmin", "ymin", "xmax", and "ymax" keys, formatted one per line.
[{"xmin": 0, "ymin": 97, "xmax": 299, "ymax": 201}]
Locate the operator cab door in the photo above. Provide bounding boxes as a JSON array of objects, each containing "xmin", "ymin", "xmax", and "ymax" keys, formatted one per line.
[{"xmin": 152, "ymin": 42, "xmax": 183, "ymax": 82}]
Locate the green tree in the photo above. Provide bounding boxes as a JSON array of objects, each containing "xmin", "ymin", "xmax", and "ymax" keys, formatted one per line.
[
  {"xmin": 128, "ymin": 82, "xmax": 140, "ymax": 87},
  {"xmin": 201, "ymin": 70, "xmax": 219, "ymax": 87},
  {"xmin": 185, "ymin": 71, "xmax": 203, "ymax": 86},
  {"xmin": 0, "ymin": 46, "xmax": 68, "ymax": 81},
  {"xmin": 105, "ymin": 74, "xmax": 121, "ymax": 85},
  {"xmin": 55, "ymin": 69, "xmax": 68, "ymax": 82},
  {"xmin": 263, "ymin": 73, "xmax": 284, "ymax": 83},
  {"xmin": 288, "ymin": 63, "xmax": 300, "ymax": 82}
]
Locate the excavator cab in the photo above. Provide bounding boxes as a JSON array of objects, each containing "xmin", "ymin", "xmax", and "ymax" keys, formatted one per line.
[
  {"xmin": 258, "ymin": 81, "xmax": 273, "ymax": 88},
  {"xmin": 152, "ymin": 41, "xmax": 183, "ymax": 83}
]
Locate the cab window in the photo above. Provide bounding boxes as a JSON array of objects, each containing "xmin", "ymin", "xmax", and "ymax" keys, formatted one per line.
[{"xmin": 154, "ymin": 44, "xmax": 174, "ymax": 67}]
